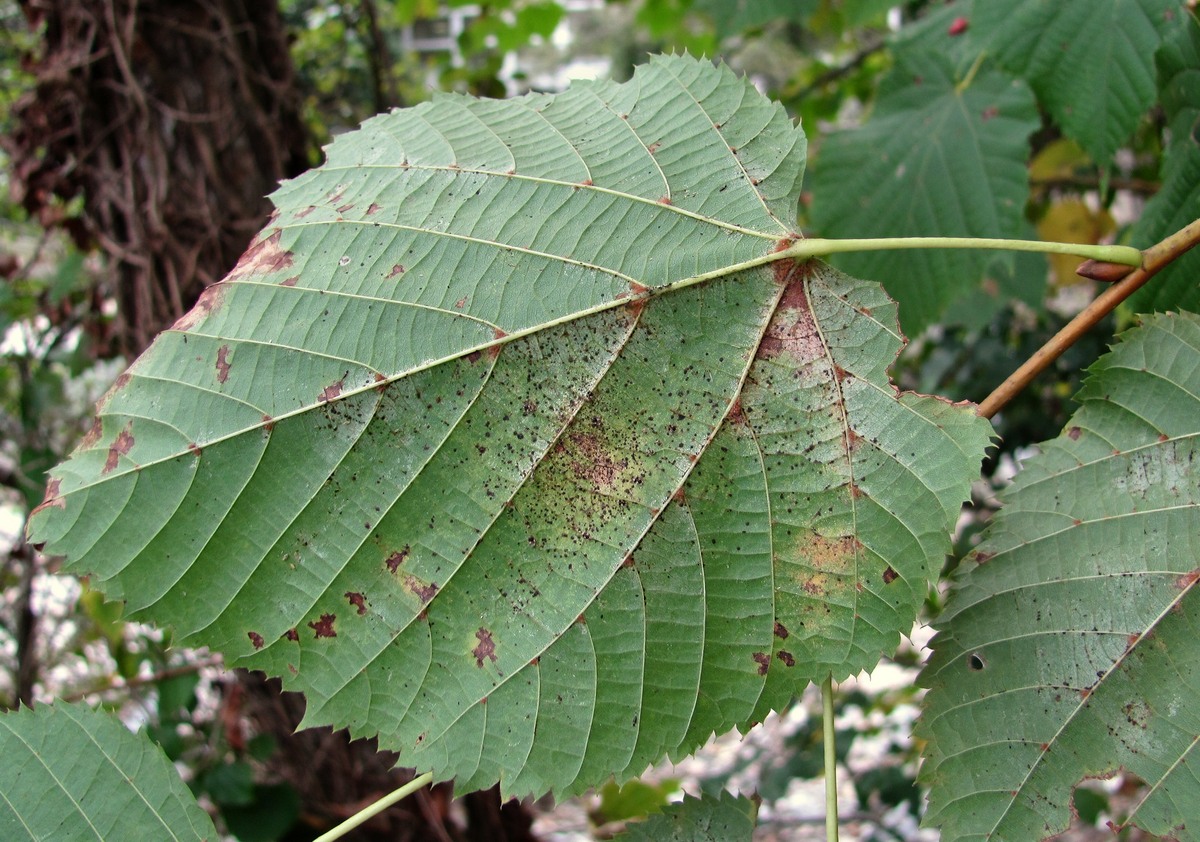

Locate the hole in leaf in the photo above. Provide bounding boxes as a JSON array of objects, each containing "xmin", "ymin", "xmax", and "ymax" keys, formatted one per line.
[{"xmin": 967, "ymin": 653, "xmax": 986, "ymax": 671}]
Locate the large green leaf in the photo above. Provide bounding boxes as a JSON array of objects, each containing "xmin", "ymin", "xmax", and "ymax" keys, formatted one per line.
[
  {"xmin": 1129, "ymin": 9, "xmax": 1200, "ymax": 315},
  {"xmin": 969, "ymin": 0, "xmax": 1180, "ymax": 164},
  {"xmin": 919, "ymin": 311, "xmax": 1200, "ymax": 840},
  {"xmin": 806, "ymin": 47, "xmax": 1038, "ymax": 335},
  {"xmin": 29, "ymin": 56, "xmax": 990, "ymax": 798},
  {"xmin": 0, "ymin": 703, "xmax": 217, "ymax": 840}
]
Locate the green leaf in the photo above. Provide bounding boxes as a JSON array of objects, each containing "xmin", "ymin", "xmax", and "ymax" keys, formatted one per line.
[
  {"xmin": 1129, "ymin": 10, "xmax": 1200, "ymax": 315},
  {"xmin": 919, "ymin": 311, "xmax": 1200, "ymax": 841},
  {"xmin": 29, "ymin": 55, "xmax": 990, "ymax": 799},
  {"xmin": 0, "ymin": 703, "xmax": 217, "ymax": 841},
  {"xmin": 969, "ymin": 0, "xmax": 1180, "ymax": 163},
  {"xmin": 692, "ymin": 0, "xmax": 817, "ymax": 33},
  {"xmin": 611, "ymin": 791, "xmax": 756, "ymax": 841},
  {"xmin": 806, "ymin": 47, "xmax": 1038, "ymax": 335}
]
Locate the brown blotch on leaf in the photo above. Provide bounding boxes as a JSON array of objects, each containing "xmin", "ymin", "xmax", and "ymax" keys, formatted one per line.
[
  {"xmin": 171, "ymin": 283, "xmax": 228, "ymax": 332},
  {"xmin": 215, "ymin": 344, "xmax": 232, "ymax": 383},
  {"xmin": 386, "ymin": 546, "xmax": 411, "ymax": 573},
  {"xmin": 658, "ymin": 196, "xmax": 672, "ymax": 205},
  {"xmin": 1176, "ymin": 568, "xmax": 1200, "ymax": 590},
  {"xmin": 308, "ymin": 613, "xmax": 337, "ymax": 638},
  {"xmin": 1077, "ymin": 258, "xmax": 1136, "ymax": 283},
  {"xmin": 883, "ymin": 566, "xmax": 898, "ymax": 584},
  {"xmin": 647, "ymin": 141, "xmax": 661, "ymax": 154},
  {"xmin": 188, "ymin": 443, "xmax": 202, "ymax": 457},
  {"xmin": 366, "ymin": 202, "xmax": 382, "ymax": 215},
  {"xmin": 777, "ymin": 650, "xmax": 796, "ymax": 667},
  {"xmin": 248, "ymin": 631, "xmax": 264, "ymax": 649},
  {"xmin": 336, "ymin": 202, "xmax": 355, "ymax": 213},
  {"xmin": 296, "ymin": 205, "xmax": 317, "ymax": 218},
  {"xmin": 226, "ymin": 229, "xmax": 294, "ymax": 282},
  {"xmin": 103, "ymin": 426, "xmax": 136, "ymax": 474},
  {"xmin": 326, "ymin": 186, "xmax": 347, "ymax": 205},
  {"xmin": 1158, "ymin": 433, "xmax": 1170, "ymax": 443},
  {"xmin": 1068, "ymin": 426, "xmax": 1082, "ymax": 440},
  {"xmin": 753, "ymin": 652, "xmax": 770, "ymax": 676},
  {"xmin": 567, "ymin": 432, "xmax": 629, "ymax": 491},
  {"xmin": 579, "ymin": 179, "xmax": 593, "ymax": 187},
  {"xmin": 757, "ymin": 265, "xmax": 825, "ymax": 365},
  {"xmin": 31, "ymin": 477, "xmax": 65, "ymax": 516},
  {"xmin": 80, "ymin": 417, "xmax": 104, "ymax": 450},
  {"xmin": 345, "ymin": 591, "xmax": 368, "ymax": 615},
  {"xmin": 973, "ymin": 550, "xmax": 995, "ymax": 564},
  {"xmin": 285, "ymin": 628, "xmax": 299, "ymax": 642},
  {"xmin": 622, "ymin": 555, "xmax": 635, "ymax": 569},
  {"xmin": 403, "ymin": 574, "xmax": 438, "ymax": 605},
  {"xmin": 672, "ymin": 487, "xmax": 687, "ymax": 504},
  {"xmin": 774, "ymin": 621, "xmax": 789, "ymax": 639},
  {"xmin": 280, "ymin": 275, "xmax": 299, "ymax": 287},
  {"xmin": 319, "ymin": 379, "xmax": 344, "ymax": 402},
  {"xmin": 473, "ymin": 627, "xmax": 498, "ymax": 667},
  {"xmin": 1126, "ymin": 632, "xmax": 1142, "ymax": 651},
  {"xmin": 387, "ymin": 264, "xmax": 406, "ymax": 278},
  {"xmin": 262, "ymin": 414, "xmax": 275, "ymax": 432}
]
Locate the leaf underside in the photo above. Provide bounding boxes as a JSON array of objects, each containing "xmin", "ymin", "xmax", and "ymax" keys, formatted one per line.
[
  {"xmin": 29, "ymin": 56, "xmax": 990, "ymax": 799},
  {"xmin": 0, "ymin": 703, "xmax": 217, "ymax": 841},
  {"xmin": 612, "ymin": 791, "xmax": 756, "ymax": 841},
  {"xmin": 920, "ymin": 312, "xmax": 1200, "ymax": 841}
]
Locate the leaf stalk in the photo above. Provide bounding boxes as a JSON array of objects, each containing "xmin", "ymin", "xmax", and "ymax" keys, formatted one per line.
[
  {"xmin": 313, "ymin": 771, "xmax": 435, "ymax": 842},
  {"xmin": 782, "ymin": 236, "xmax": 1142, "ymax": 267},
  {"xmin": 823, "ymin": 674, "xmax": 839, "ymax": 842}
]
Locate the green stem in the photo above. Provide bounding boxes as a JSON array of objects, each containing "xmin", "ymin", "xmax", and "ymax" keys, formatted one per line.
[
  {"xmin": 823, "ymin": 674, "xmax": 839, "ymax": 842},
  {"xmin": 313, "ymin": 771, "xmax": 435, "ymax": 842},
  {"xmin": 783, "ymin": 237, "xmax": 1143, "ymax": 267}
]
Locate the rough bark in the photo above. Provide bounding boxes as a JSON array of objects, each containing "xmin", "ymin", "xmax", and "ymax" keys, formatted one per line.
[{"xmin": 5, "ymin": 0, "xmax": 312, "ymax": 355}]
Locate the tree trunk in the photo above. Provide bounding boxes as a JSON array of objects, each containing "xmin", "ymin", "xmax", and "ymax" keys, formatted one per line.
[{"xmin": 5, "ymin": 0, "xmax": 312, "ymax": 355}]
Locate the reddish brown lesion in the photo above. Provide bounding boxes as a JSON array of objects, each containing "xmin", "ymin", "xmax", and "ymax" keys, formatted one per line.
[
  {"xmin": 566, "ymin": 431, "xmax": 629, "ymax": 492},
  {"xmin": 319, "ymin": 379, "xmax": 344, "ymax": 402},
  {"xmin": 473, "ymin": 628, "xmax": 498, "ymax": 667},
  {"xmin": 102, "ymin": 425, "xmax": 135, "ymax": 474},
  {"xmin": 345, "ymin": 591, "xmax": 368, "ymax": 615},
  {"xmin": 752, "ymin": 652, "xmax": 770, "ymax": 676},
  {"xmin": 171, "ymin": 283, "xmax": 229, "ymax": 332},
  {"xmin": 215, "ymin": 345, "xmax": 232, "ymax": 383},
  {"xmin": 308, "ymin": 613, "xmax": 337, "ymax": 638},
  {"xmin": 402, "ymin": 574, "xmax": 438, "ymax": 605},
  {"xmin": 31, "ymin": 477, "xmax": 66, "ymax": 516},
  {"xmin": 225, "ymin": 229, "xmax": 294, "ymax": 282}
]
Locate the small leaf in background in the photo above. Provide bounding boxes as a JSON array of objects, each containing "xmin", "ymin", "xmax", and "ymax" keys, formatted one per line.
[
  {"xmin": 611, "ymin": 791, "xmax": 757, "ymax": 842},
  {"xmin": 692, "ymin": 0, "xmax": 816, "ymax": 33},
  {"xmin": 220, "ymin": 782, "xmax": 303, "ymax": 842},
  {"xmin": 806, "ymin": 46, "xmax": 1038, "ymax": 335},
  {"xmin": 919, "ymin": 311, "xmax": 1200, "ymax": 840},
  {"xmin": 969, "ymin": 0, "xmax": 1181, "ymax": 164},
  {"xmin": 203, "ymin": 760, "xmax": 256, "ymax": 808},
  {"xmin": 1128, "ymin": 9, "xmax": 1200, "ymax": 316},
  {"xmin": 0, "ymin": 703, "xmax": 217, "ymax": 841},
  {"xmin": 594, "ymin": 777, "xmax": 679, "ymax": 824}
]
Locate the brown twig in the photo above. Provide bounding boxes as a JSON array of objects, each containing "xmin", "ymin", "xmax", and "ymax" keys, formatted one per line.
[
  {"xmin": 978, "ymin": 217, "xmax": 1200, "ymax": 419},
  {"xmin": 59, "ymin": 654, "xmax": 225, "ymax": 703}
]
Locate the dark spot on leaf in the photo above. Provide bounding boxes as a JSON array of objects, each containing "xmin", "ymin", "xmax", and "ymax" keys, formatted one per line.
[
  {"xmin": 345, "ymin": 591, "xmax": 367, "ymax": 615},
  {"xmin": 1158, "ymin": 433, "xmax": 1169, "ymax": 443},
  {"xmin": 308, "ymin": 613, "xmax": 336, "ymax": 638},
  {"xmin": 522, "ymin": 399, "xmax": 538, "ymax": 416},
  {"xmin": 777, "ymin": 650, "xmax": 795, "ymax": 667},
  {"xmin": 31, "ymin": 477, "xmax": 65, "ymax": 515},
  {"xmin": 80, "ymin": 417, "xmax": 104, "ymax": 450},
  {"xmin": 774, "ymin": 621, "xmax": 789, "ymax": 639},
  {"xmin": 658, "ymin": 196, "xmax": 671, "ymax": 205},
  {"xmin": 579, "ymin": 179, "xmax": 593, "ymax": 187},
  {"xmin": 280, "ymin": 275, "xmax": 299, "ymax": 286},
  {"xmin": 883, "ymin": 566, "xmax": 898, "ymax": 584},
  {"xmin": 366, "ymin": 202, "xmax": 381, "ymax": 215},
  {"xmin": 473, "ymin": 628, "xmax": 497, "ymax": 667},
  {"xmin": 171, "ymin": 283, "xmax": 228, "ymax": 332},
  {"xmin": 326, "ymin": 185, "xmax": 346, "ymax": 204},
  {"xmin": 467, "ymin": 351, "xmax": 482, "ymax": 364},
  {"xmin": 336, "ymin": 203, "xmax": 355, "ymax": 213},
  {"xmin": 753, "ymin": 652, "xmax": 770, "ymax": 676},
  {"xmin": 103, "ymin": 425, "xmax": 135, "ymax": 474},
  {"xmin": 1176, "ymin": 568, "xmax": 1200, "ymax": 590},
  {"xmin": 622, "ymin": 555, "xmax": 635, "ymax": 568},
  {"xmin": 981, "ymin": 105, "xmax": 999, "ymax": 121},
  {"xmin": 1040, "ymin": 742, "xmax": 1049, "ymax": 752},
  {"xmin": 385, "ymin": 546, "xmax": 411, "ymax": 573},
  {"xmin": 1072, "ymin": 518, "xmax": 1082, "ymax": 526},
  {"xmin": 967, "ymin": 653, "xmax": 985, "ymax": 671},
  {"xmin": 188, "ymin": 443, "xmax": 202, "ymax": 457},
  {"xmin": 262, "ymin": 414, "xmax": 275, "ymax": 432},
  {"xmin": 575, "ymin": 614, "xmax": 586, "ymax": 625},
  {"xmin": 226, "ymin": 229, "xmax": 294, "ymax": 282},
  {"xmin": 215, "ymin": 345, "xmax": 232, "ymax": 383},
  {"xmin": 1069, "ymin": 427, "xmax": 1083, "ymax": 440},
  {"xmin": 296, "ymin": 205, "xmax": 316, "ymax": 217},
  {"xmin": 1126, "ymin": 632, "xmax": 1141, "ymax": 651},
  {"xmin": 647, "ymin": 141, "xmax": 661, "ymax": 154},
  {"xmin": 387, "ymin": 264, "xmax": 406, "ymax": 278},
  {"xmin": 319, "ymin": 379, "xmax": 344, "ymax": 402},
  {"xmin": 403, "ymin": 574, "xmax": 438, "ymax": 604},
  {"xmin": 248, "ymin": 631, "xmax": 264, "ymax": 649},
  {"xmin": 285, "ymin": 628, "xmax": 299, "ymax": 641},
  {"xmin": 973, "ymin": 550, "xmax": 995, "ymax": 564}
]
